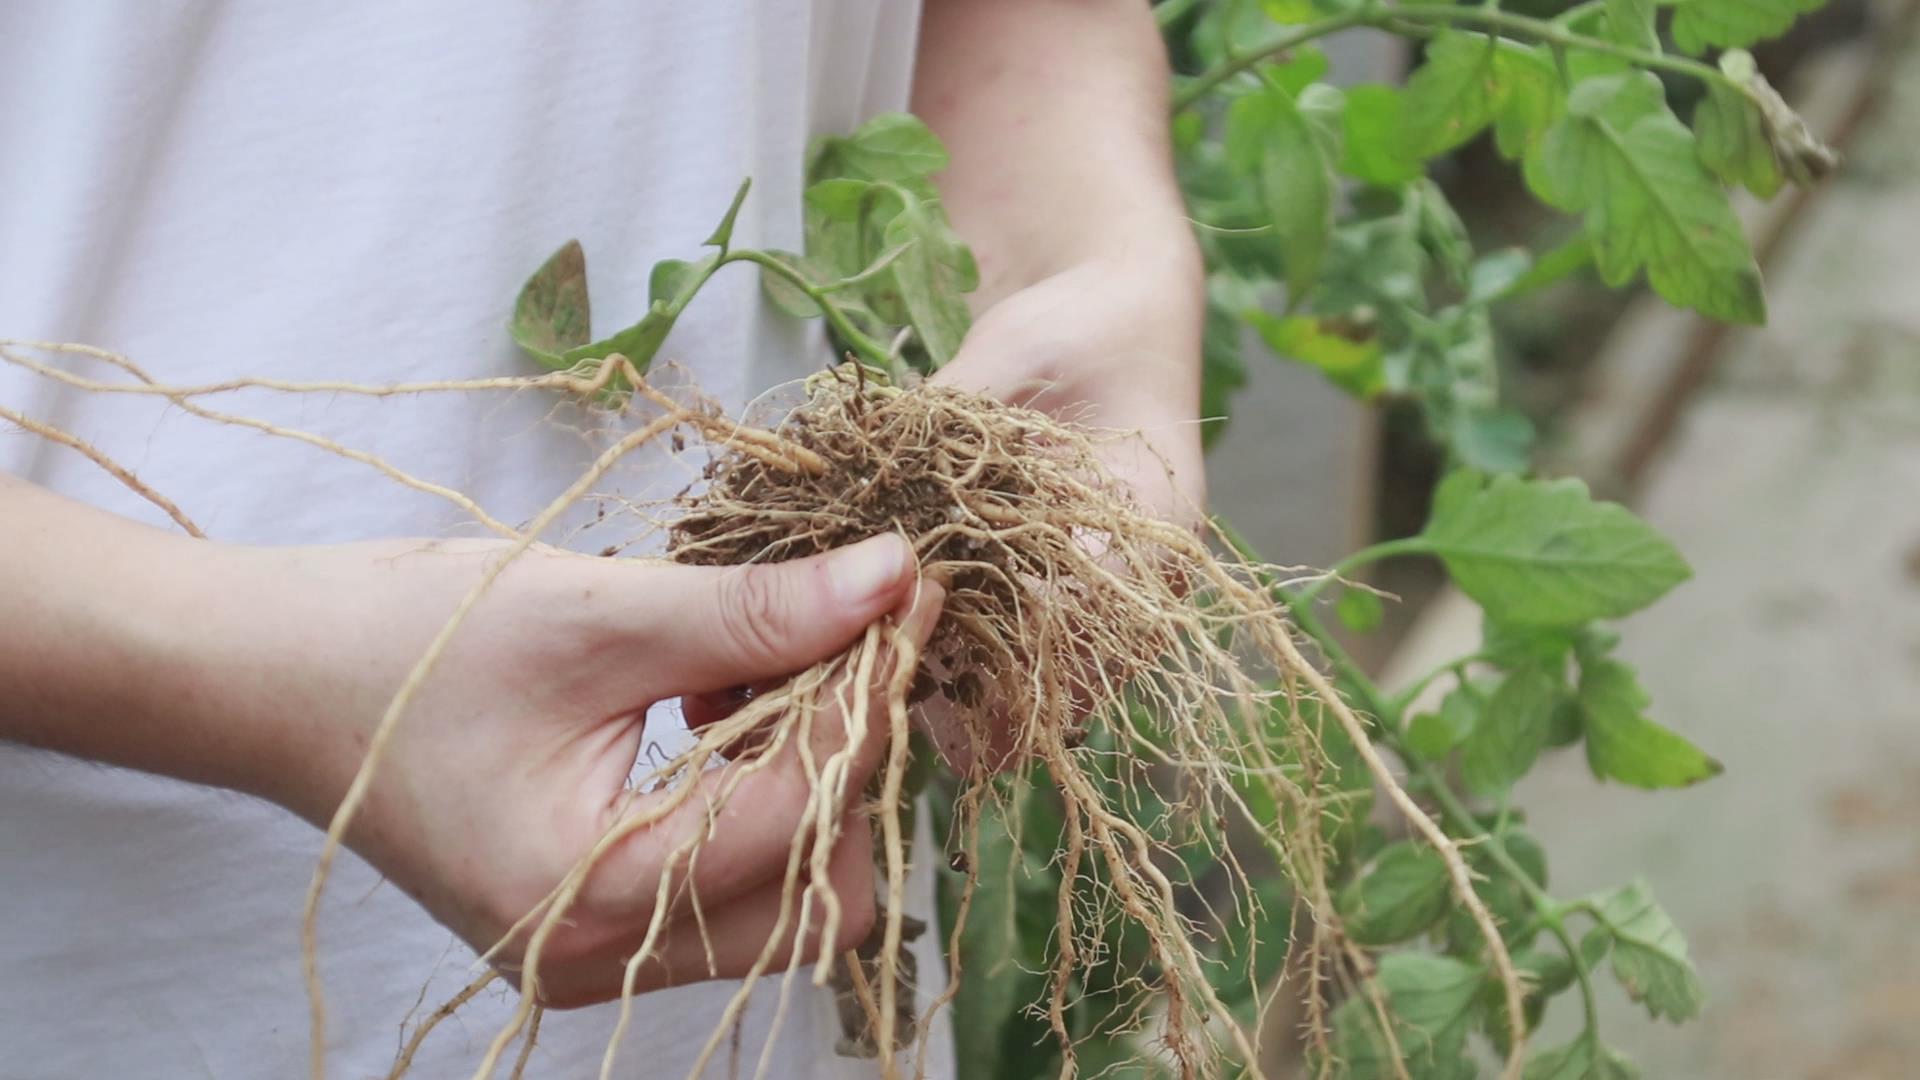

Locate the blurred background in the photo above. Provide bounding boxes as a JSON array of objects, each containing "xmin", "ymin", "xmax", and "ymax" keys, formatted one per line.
[{"xmin": 1208, "ymin": 0, "xmax": 1920, "ymax": 1074}]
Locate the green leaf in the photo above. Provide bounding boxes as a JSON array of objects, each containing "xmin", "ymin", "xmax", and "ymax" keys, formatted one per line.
[
  {"xmin": 1580, "ymin": 659, "xmax": 1723, "ymax": 788},
  {"xmin": 1460, "ymin": 667, "xmax": 1559, "ymax": 796},
  {"xmin": 1407, "ymin": 683, "xmax": 1480, "ymax": 761},
  {"xmin": 558, "ymin": 303, "xmax": 676, "ymax": 375},
  {"xmin": 1526, "ymin": 72, "xmax": 1765, "ymax": 324},
  {"xmin": 1481, "ymin": 617, "xmax": 1578, "ymax": 670},
  {"xmin": 702, "ymin": 177, "xmax": 752, "ymax": 252},
  {"xmin": 813, "ymin": 112, "xmax": 948, "ymax": 182},
  {"xmin": 1328, "ymin": 953, "xmax": 1484, "ymax": 1078},
  {"xmin": 1694, "ymin": 53, "xmax": 1786, "ymax": 199},
  {"xmin": 647, "ymin": 254, "xmax": 717, "ymax": 309},
  {"xmin": 1246, "ymin": 311, "xmax": 1383, "ymax": 398},
  {"xmin": 937, "ymin": 786, "xmax": 1059, "ymax": 1079},
  {"xmin": 1489, "ymin": 234, "xmax": 1597, "ymax": 303},
  {"xmin": 1603, "ymin": 0, "xmax": 1660, "ymax": 52},
  {"xmin": 1341, "ymin": 85, "xmax": 1423, "ymax": 186},
  {"xmin": 1670, "ymin": 0, "xmax": 1827, "ymax": 55},
  {"xmin": 1420, "ymin": 474, "xmax": 1692, "ymax": 626},
  {"xmin": 1228, "ymin": 87, "xmax": 1336, "ymax": 298},
  {"xmin": 1337, "ymin": 842, "xmax": 1452, "ymax": 945},
  {"xmin": 1525, "ymin": 1035, "xmax": 1642, "ymax": 1079},
  {"xmin": 1448, "ymin": 406, "xmax": 1536, "ymax": 475},
  {"xmin": 882, "ymin": 190, "xmax": 976, "ymax": 367},
  {"xmin": 1379, "ymin": 952, "xmax": 1483, "ymax": 1060},
  {"xmin": 1336, "ymin": 586, "xmax": 1385, "ymax": 633},
  {"xmin": 509, "ymin": 240, "xmax": 592, "ymax": 365},
  {"xmin": 1583, "ymin": 879, "xmax": 1707, "ymax": 1022},
  {"xmin": 1404, "ymin": 33, "xmax": 1561, "ymax": 160}
]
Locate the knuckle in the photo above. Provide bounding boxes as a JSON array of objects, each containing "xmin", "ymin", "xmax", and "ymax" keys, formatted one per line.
[{"xmin": 717, "ymin": 564, "xmax": 791, "ymax": 668}]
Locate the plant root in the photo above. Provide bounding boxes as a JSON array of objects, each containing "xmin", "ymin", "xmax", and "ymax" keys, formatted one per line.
[{"xmin": 0, "ymin": 345, "xmax": 1528, "ymax": 1078}]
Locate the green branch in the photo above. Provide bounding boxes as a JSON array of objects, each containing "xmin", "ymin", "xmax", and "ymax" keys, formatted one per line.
[
  {"xmin": 1228, "ymin": 514, "xmax": 1611, "ymax": 1046},
  {"xmin": 1172, "ymin": 2, "xmax": 1738, "ymax": 113},
  {"xmin": 1287, "ymin": 535, "xmax": 1431, "ymax": 613},
  {"xmin": 722, "ymin": 249, "xmax": 895, "ymax": 366}
]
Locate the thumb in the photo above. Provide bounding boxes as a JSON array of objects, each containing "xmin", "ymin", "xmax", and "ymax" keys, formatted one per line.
[{"xmin": 655, "ymin": 533, "xmax": 917, "ymax": 694}]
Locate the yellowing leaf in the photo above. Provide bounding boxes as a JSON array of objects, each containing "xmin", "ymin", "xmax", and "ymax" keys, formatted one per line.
[
  {"xmin": 509, "ymin": 240, "xmax": 591, "ymax": 366},
  {"xmin": 1246, "ymin": 311, "xmax": 1384, "ymax": 398}
]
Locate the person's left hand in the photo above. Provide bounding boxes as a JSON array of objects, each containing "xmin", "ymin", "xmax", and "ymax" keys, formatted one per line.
[
  {"xmin": 922, "ymin": 252, "xmax": 1206, "ymax": 769},
  {"xmin": 931, "ymin": 254, "xmax": 1207, "ymax": 527}
]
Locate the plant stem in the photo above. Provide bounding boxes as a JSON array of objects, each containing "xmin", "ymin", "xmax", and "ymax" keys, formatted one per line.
[
  {"xmin": 1172, "ymin": 2, "xmax": 1739, "ymax": 113},
  {"xmin": 1386, "ymin": 653, "xmax": 1488, "ymax": 715},
  {"xmin": 723, "ymin": 249, "xmax": 895, "ymax": 366},
  {"xmin": 1288, "ymin": 535, "xmax": 1431, "ymax": 613},
  {"xmin": 1412, "ymin": 758, "xmax": 1603, "ymax": 1038},
  {"xmin": 1226, "ymin": 514, "xmax": 1606, "ymax": 1043}
]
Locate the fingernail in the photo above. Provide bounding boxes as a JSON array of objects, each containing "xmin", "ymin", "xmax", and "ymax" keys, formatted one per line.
[{"xmin": 828, "ymin": 534, "xmax": 909, "ymax": 607}]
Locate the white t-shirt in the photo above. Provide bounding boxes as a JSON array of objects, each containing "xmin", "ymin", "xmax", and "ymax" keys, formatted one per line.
[{"xmin": 0, "ymin": 4, "xmax": 952, "ymax": 1077}]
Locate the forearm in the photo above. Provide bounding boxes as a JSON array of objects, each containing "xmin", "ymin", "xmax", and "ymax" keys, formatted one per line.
[
  {"xmin": 912, "ymin": 0, "xmax": 1201, "ymax": 310},
  {"xmin": 0, "ymin": 473, "xmax": 338, "ymax": 812}
]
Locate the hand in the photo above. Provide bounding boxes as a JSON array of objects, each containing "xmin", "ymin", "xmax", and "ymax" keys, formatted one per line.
[
  {"xmin": 932, "ymin": 254, "xmax": 1208, "ymax": 526},
  {"xmin": 920, "ymin": 252, "xmax": 1206, "ymax": 771},
  {"xmin": 258, "ymin": 532, "xmax": 940, "ymax": 1008}
]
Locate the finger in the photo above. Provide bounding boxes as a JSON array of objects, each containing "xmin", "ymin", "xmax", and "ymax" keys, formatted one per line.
[
  {"xmin": 648, "ymin": 533, "xmax": 918, "ymax": 695},
  {"xmin": 533, "ymin": 810, "xmax": 877, "ymax": 1008},
  {"xmin": 585, "ymin": 581, "xmax": 942, "ymax": 914}
]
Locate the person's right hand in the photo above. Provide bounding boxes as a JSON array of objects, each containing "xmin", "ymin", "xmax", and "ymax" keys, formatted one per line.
[{"xmin": 219, "ymin": 531, "xmax": 940, "ymax": 1007}]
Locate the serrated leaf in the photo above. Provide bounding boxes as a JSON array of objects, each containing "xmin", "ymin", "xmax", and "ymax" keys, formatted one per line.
[
  {"xmin": 1228, "ymin": 87, "xmax": 1336, "ymax": 299},
  {"xmin": 1328, "ymin": 954, "xmax": 1484, "ymax": 1078},
  {"xmin": 509, "ymin": 240, "xmax": 591, "ymax": 364},
  {"xmin": 1381, "ymin": 952, "xmax": 1484, "ymax": 1060},
  {"xmin": 1420, "ymin": 470, "xmax": 1689, "ymax": 622},
  {"xmin": 1526, "ymin": 72, "xmax": 1765, "ymax": 324},
  {"xmin": 1603, "ymin": 0, "xmax": 1660, "ymax": 52},
  {"xmin": 1420, "ymin": 474, "xmax": 1693, "ymax": 626},
  {"xmin": 1336, "ymin": 586, "xmax": 1385, "ymax": 633},
  {"xmin": 702, "ymin": 177, "xmax": 752, "ymax": 251},
  {"xmin": 1584, "ymin": 880, "xmax": 1706, "ymax": 1022},
  {"xmin": 1405, "ymin": 33, "xmax": 1561, "ymax": 160},
  {"xmin": 1337, "ymin": 842, "xmax": 1452, "ymax": 945},
  {"xmin": 1580, "ymin": 659, "xmax": 1723, "ymax": 788},
  {"xmin": 1670, "ymin": 0, "xmax": 1827, "ymax": 55},
  {"xmin": 1246, "ymin": 311, "xmax": 1383, "ymax": 397},
  {"xmin": 1525, "ymin": 1036, "xmax": 1642, "ymax": 1079},
  {"xmin": 1407, "ymin": 683, "xmax": 1480, "ymax": 761},
  {"xmin": 1460, "ymin": 667, "xmax": 1559, "ymax": 795}
]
